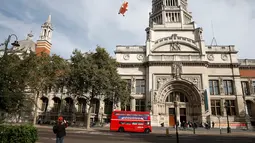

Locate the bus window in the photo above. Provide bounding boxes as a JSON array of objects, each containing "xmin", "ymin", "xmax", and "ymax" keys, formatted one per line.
[
  {"xmin": 132, "ymin": 122, "xmax": 138, "ymax": 125},
  {"xmin": 119, "ymin": 121, "xmax": 124, "ymax": 125},
  {"xmin": 125, "ymin": 122, "xmax": 131, "ymax": 125},
  {"xmin": 137, "ymin": 122, "xmax": 143, "ymax": 125},
  {"xmin": 144, "ymin": 121, "xmax": 150, "ymax": 125}
]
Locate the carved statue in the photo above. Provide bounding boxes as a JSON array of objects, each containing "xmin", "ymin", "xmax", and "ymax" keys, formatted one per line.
[
  {"xmin": 154, "ymin": 92, "xmax": 157, "ymax": 103},
  {"xmin": 172, "ymin": 63, "xmax": 182, "ymax": 79},
  {"xmin": 157, "ymin": 78, "xmax": 163, "ymax": 89},
  {"xmin": 249, "ymin": 79, "xmax": 254, "ymax": 94},
  {"xmin": 199, "ymin": 28, "xmax": 203, "ymax": 40},
  {"xmin": 131, "ymin": 76, "xmax": 136, "ymax": 93},
  {"xmin": 219, "ymin": 77, "xmax": 224, "ymax": 94}
]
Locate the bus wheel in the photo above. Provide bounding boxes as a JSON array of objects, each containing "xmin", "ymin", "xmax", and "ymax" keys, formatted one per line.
[
  {"xmin": 118, "ymin": 127, "xmax": 124, "ymax": 132},
  {"xmin": 144, "ymin": 128, "xmax": 150, "ymax": 133}
]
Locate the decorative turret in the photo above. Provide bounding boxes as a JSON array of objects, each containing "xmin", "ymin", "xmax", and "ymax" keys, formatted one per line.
[{"xmin": 36, "ymin": 15, "xmax": 53, "ymax": 55}]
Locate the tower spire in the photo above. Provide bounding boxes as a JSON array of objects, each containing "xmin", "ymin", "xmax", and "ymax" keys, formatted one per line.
[
  {"xmin": 36, "ymin": 15, "xmax": 53, "ymax": 55},
  {"xmin": 39, "ymin": 14, "xmax": 53, "ymax": 42},
  {"xmin": 47, "ymin": 14, "xmax": 51, "ymax": 23}
]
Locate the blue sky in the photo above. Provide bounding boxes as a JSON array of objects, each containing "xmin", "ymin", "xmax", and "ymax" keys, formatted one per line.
[{"xmin": 0, "ymin": 0, "xmax": 254, "ymax": 59}]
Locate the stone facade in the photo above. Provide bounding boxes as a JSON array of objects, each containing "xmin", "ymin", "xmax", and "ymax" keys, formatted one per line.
[{"xmin": 115, "ymin": 0, "xmax": 255, "ymax": 128}]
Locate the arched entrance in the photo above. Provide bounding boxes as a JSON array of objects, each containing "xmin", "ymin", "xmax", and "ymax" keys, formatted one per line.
[{"xmin": 155, "ymin": 79, "xmax": 202, "ymax": 127}]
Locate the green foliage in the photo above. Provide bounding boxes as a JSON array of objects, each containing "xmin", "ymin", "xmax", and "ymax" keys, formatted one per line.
[
  {"xmin": 0, "ymin": 124, "xmax": 38, "ymax": 143},
  {"xmin": 68, "ymin": 46, "xmax": 130, "ymax": 128},
  {"xmin": 0, "ymin": 53, "xmax": 27, "ymax": 115}
]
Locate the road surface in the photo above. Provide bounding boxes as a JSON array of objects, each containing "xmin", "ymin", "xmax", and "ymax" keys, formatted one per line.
[{"xmin": 38, "ymin": 128, "xmax": 255, "ymax": 143}]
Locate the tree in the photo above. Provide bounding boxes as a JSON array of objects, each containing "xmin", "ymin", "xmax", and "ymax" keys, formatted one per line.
[
  {"xmin": 116, "ymin": 80, "xmax": 131, "ymax": 111},
  {"xmin": 68, "ymin": 47, "xmax": 129, "ymax": 129},
  {"xmin": 0, "ymin": 52, "xmax": 29, "ymax": 122},
  {"xmin": 23, "ymin": 52, "xmax": 67, "ymax": 125}
]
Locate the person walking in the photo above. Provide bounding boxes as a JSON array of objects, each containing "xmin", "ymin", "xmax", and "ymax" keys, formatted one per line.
[{"xmin": 53, "ymin": 116, "xmax": 68, "ymax": 143}]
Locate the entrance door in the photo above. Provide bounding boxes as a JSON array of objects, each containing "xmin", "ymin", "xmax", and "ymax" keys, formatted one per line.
[
  {"xmin": 180, "ymin": 108, "xmax": 186, "ymax": 123},
  {"xmin": 169, "ymin": 108, "xmax": 175, "ymax": 127}
]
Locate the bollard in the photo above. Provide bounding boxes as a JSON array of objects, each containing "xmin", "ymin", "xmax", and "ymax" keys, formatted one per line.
[{"xmin": 166, "ymin": 128, "xmax": 169, "ymax": 136}]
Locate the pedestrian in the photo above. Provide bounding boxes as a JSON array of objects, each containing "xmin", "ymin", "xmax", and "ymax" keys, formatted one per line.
[
  {"xmin": 53, "ymin": 116, "xmax": 68, "ymax": 143},
  {"xmin": 212, "ymin": 121, "xmax": 215, "ymax": 128}
]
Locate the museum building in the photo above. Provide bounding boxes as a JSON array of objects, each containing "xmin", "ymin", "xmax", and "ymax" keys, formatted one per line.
[
  {"xmin": 115, "ymin": 0, "xmax": 255, "ymax": 128},
  {"xmin": 3, "ymin": 0, "xmax": 255, "ymax": 128}
]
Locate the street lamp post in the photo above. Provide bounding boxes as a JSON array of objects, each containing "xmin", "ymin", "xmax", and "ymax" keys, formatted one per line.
[
  {"xmin": 224, "ymin": 101, "xmax": 231, "ymax": 133},
  {"xmin": 174, "ymin": 101, "xmax": 179, "ymax": 143},
  {"xmin": 0, "ymin": 34, "xmax": 20, "ymax": 56}
]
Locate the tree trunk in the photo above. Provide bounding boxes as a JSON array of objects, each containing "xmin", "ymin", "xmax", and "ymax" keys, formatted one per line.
[
  {"xmin": 33, "ymin": 91, "xmax": 39, "ymax": 125},
  {"xmin": 86, "ymin": 105, "xmax": 92, "ymax": 129}
]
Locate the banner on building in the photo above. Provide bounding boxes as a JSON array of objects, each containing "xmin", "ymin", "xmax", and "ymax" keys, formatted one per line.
[{"xmin": 204, "ymin": 89, "xmax": 209, "ymax": 112}]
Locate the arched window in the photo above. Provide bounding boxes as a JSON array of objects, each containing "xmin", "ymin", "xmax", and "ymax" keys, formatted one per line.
[
  {"xmin": 44, "ymin": 29, "xmax": 47, "ymax": 37},
  {"xmin": 165, "ymin": 92, "xmax": 188, "ymax": 102}
]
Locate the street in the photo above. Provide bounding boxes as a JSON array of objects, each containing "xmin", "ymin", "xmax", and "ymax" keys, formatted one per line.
[{"xmin": 38, "ymin": 127, "xmax": 255, "ymax": 143}]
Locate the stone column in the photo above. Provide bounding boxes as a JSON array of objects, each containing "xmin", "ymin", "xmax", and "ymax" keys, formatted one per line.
[{"xmin": 131, "ymin": 98, "xmax": 136, "ymax": 111}]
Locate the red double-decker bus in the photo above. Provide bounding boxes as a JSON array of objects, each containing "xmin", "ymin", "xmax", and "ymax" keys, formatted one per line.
[{"xmin": 110, "ymin": 111, "xmax": 152, "ymax": 133}]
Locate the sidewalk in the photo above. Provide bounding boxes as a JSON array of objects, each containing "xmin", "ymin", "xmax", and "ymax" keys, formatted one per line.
[
  {"xmin": 152, "ymin": 129, "xmax": 255, "ymax": 136},
  {"xmin": 35, "ymin": 125, "xmax": 95, "ymax": 131},
  {"xmin": 35, "ymin": 125, "xmax": 255, "ymax": 136}
]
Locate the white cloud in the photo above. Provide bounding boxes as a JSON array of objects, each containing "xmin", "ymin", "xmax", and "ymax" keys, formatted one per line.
[{"xmin": 0, "ymin": 0, "xmax": 254, "ymax": 58}]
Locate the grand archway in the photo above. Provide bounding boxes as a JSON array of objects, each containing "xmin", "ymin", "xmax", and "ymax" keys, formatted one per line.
[{"xmin": 153, "ymin": 79, "xmax": 203, "ymax": 127}]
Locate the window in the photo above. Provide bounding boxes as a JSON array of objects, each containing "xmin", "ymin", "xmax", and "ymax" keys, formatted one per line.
[
  {"xmin": 209, "ymin": 80, "xmax": 219, "ymax": 95},
  {"xmin": 135, "ymin": 99, "xmax": 145, "ymax": 111},
  {"xmin": 64, "ymin": 98, "xmax": 73, "ymax": 113},
  {"xmin": 77, "ymin": 99, "xmax": 86, "ymax": 113},
  {"xmin": 166, "ymin": 93, "xmax": 174, "ymax": 102},
  {"xmin": 91, "ymin": 103, "xmax": 97, "ymax": 113},
  {"xmin": 241, "ymin": 81, "xmax": 250, "ymax": 96},
  {"xmin": 136, "ymin": 80, "xmax": 145, "ymax": 94},
  {"xmin": 253, "ymin": 81, "xmax": 255, "ymax": 93},
  {"xmin": 247, "ymin": 101, "xmax": 253, "ymax": 117},
  {"xmin": 211, "ymin": 100, "xmax": 222, "ymax": 116},
  {"xmin": 52, "ymin": 98, "xmax": 61, "ymax": 113},
  {"xmin": 225, "ymin": 100, "xmax": 236, "ymax": 116},
  {"xmin": 223, "ymin": 80, "xmax": 234, "ymax": 95},
  {"xmin": 179, "ymin": 93, "xmax": 188, "ymax": 102},
  {"xmin": 90, "ymin": 99, "xmax": 99, "ymax": 113}
]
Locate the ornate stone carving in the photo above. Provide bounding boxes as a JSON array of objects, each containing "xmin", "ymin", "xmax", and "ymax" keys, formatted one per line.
[
  {"xmin": 181, "ymin": 75, "xmax": 202, "ymax": 89},
  {"xmin": 123, "ymin": 54, "xmax": 130, "ymax": 60},
  {"xmin": 153, "ymin": 92, "xmax": 158, "ymax": 103},
  {"xmin": 221, "ymin": 54, "xmax": 228, "ymax": 61},
  {"xmin": 131, "ymin": 76, "xmax": 136, "ymax": 94},
  {"xmin": 219, "ymin": 77, "xmax": 224, "ymax": 94},
  {"xmin": 198, "ymin": 27, "xmax": 203, "ymax": 40},
  {"xmin": 170, "ymin": 42, "xmax": 181, "ymax": 51},
  {"xmin": 207, "ymin": 54, "xmax": 214, "ymax": 61},
  {"xmin": 248, "ymin": 78, "xmax": 254, "ymax": 94},
  {"xmin": 137, "ymin": 54, "xmax": 144, "ymax": 61},
  {"xmin": 172, "ymin": 63, "xmax": 182, "ymax": 79},
  {"xmin": 156, "ymin": 76, "xmax": 172, "ymax": 89}
]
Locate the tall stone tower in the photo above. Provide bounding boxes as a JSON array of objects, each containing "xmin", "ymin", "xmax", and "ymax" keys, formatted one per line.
[
  {"xmin": 36, "ymin": 15, "xmax": 53, "ymax": 55},
  {"xmin": 145, "ymin": 0, "xmax": 205, "ymax": 56}
]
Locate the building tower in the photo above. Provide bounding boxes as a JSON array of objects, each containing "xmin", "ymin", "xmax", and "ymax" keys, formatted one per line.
[
  {"xmin": 149, "ymin": 0, "xmax": 193, "ymax": 27},
  {"xmin": 145, "ymin": 0, "xmax": 205, "ymax": 56},
  {"xmin": 36, "ymin": 15, "xmax": 53, "ymax": 55}
]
